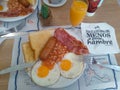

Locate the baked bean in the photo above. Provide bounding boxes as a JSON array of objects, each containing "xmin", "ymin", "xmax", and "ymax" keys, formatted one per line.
[{"xmin": 44, "ymin": 40, "xmax": 69, "ymax": 69}]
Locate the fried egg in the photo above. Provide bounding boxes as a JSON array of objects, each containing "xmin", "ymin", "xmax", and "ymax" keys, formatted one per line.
[
  {"xmin": 31, "ymin": 61, "xmax": 60, "ymax": 86},
  {"xmin": 59, "ymin": 53, "xmax": 84, "ymax": 79},
  {"xmin": 0, "ymin": 1, "xmax": 8, "ymax": 12}
]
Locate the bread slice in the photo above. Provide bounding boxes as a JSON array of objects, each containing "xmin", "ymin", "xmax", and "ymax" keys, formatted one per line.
[
  {"xmin": 29, "ymin": 29, "xmax": 55, "ymax": 60},
  {"xmin": 27, "ymin": 0, "xmax": 36, "ymax": 5},
  {"xmin": 22, "ymin": 42, "xmax": 35, "ymax": 63}
]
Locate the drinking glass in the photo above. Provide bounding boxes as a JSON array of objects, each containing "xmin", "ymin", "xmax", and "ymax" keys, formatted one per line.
[{"xmin": 70, "ymin": 0, "xmax": 88, "ymax": 27}]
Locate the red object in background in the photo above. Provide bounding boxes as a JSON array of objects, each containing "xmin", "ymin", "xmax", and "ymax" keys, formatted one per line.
[{"xmin": 87, "ymin": 0, "xmax": 100, "ymax": 16}]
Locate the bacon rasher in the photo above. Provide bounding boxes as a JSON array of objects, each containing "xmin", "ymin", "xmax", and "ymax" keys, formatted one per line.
[{"xmin": 54, "ymin": 28, "xmax": 89, "ymax": 55}]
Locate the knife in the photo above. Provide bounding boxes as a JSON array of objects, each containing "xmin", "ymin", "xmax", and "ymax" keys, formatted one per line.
[
  {"xmin": 0, "ymin": 32, "xmax": 28, "ymax": 38},
  {"xmin": 0, "ymin": 20, "xmax": 26, "ymax": 38},
  {"xmin": 0, "ymin": 62, "xmax": 35, "ymax": 75}
]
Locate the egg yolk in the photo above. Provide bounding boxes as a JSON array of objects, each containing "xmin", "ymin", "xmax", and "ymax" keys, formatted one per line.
[
  {"xmin": 0, "ymin": 5, "xmax": 3, "ymax": 11},
  {"xmin": 42, "ymin": 60, "xmax": 55, "ymax": 70},
  {"xmin": 37, "ymin": 65, "xmax": 49, "ymax": 78},
  {"xmin": 60, "ymin": 60, "xmax": 72, "ymax": 71}
]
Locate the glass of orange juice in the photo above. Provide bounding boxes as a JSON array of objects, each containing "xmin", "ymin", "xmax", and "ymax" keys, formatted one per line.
[{"xmin": 70, "ymin": 0, "xmax": 88, "ymax": 27}]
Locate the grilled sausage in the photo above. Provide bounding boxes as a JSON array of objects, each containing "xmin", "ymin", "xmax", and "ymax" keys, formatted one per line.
[
  {"xmin": 18, "ymin": 0, "xmax": 30, "ymax": 7},
  {"xmin": 40, "ymin": 37, "xmax": 57, "ymax": 60}
]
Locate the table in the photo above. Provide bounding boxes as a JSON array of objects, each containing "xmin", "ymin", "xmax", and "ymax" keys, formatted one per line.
[{"xmin": 0, "ymin": 0, "xmax": 120, "ymax": 90}]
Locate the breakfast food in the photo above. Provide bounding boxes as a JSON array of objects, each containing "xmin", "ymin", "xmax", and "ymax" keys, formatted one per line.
[
  {"xmin": 18, "ymin": 0, "xmax": 30, "ymax": 8},
  {"xmin": 0, "ymin": 5, "xmax": 3, "ymax": 11},
  {"xmin": 22, "ymin": 28, "xmax": 89, "ymax": 87},
  {"xmin": 31, "ymin": 61, "xmax": 60, "ymax": 86},
  {"xmin": 54, "ymin": 28, "xmax": 89, "ymax": 55},
  {"xmin": 59, "ymin": 53, "xmax": 84, "ymax": 79},
  {"xmin": 22, "ymin": 42, "xmax": 35, "ymax": 62},
  {"xmin": 27, "ymin": 0, "xmax": 36, "ymax": 5},
  {"xmin": 0, "ymin": 0, "xmax": 36, "ymax": 17},
  {"xmin": 29, "ymin": 29, "xmax": 55, "ymax": 60},
  {"xmin": 39, "ymin": 35, "xmax": 69, "ymax": 69},
  {"xmin": 40, "ymin": 37, "xmax": 57, "ymax": 60}
]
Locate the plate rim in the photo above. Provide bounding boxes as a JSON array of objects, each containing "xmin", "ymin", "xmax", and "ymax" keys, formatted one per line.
[
  {"xmin": 47, "ymin": 63, "xmax": 86, "ymax": 88},
  {"xmin": 43, "ymin": 0, "xmax": 67, "ymax": 7},
  {"xmin": 26, "ymin": 61, "xmax": 86, "ymax": 88},
  {"xmin": 0, "ymin": 0, "xmax": 38, "ymax": 22}
]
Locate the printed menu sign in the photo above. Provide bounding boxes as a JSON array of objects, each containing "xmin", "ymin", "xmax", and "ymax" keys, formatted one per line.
[
  {"xmin": 86, "ymin": 28, "xmax": 112, "ymax": 46},
  {"xmin": 81, "ymin": 23, "xmax": 120, "ymax": 54}
]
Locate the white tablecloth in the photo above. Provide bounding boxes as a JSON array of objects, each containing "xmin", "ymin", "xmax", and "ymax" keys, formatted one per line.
[
  {"xmin": 0, "ymin": 0, "xmax": 120, "ymax": 90},
  {"xmin": 8, "ymin": 31, "xmax": 120, "ymax": 90}
]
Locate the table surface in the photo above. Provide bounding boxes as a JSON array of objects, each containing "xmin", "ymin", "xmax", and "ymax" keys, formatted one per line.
[{"xmin": 0, "ymin": 0, "xmax": 120, "ymax": 90}]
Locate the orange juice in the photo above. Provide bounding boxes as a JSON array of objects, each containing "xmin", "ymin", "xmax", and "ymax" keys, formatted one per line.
[{"xmin": 70, "ymin": 0, "xmax": 88, "ymax": 27}]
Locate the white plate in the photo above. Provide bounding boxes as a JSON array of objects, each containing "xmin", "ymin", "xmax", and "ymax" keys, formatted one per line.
[
  {"xmin": 0, "ymin": 0, "xmax": 38, "ymax": 22},
  {"xmin": 22, "ymin": 29, "xmax": 86, "ymax": 88},
  {"xmin": 47, "ymin": 64, "xmax": 86, "ymax": 88},
  {"xmin": 43, "ymin": 0, "xmax": 67, "ymax": 7},
  {"xmin": 27, "ymin": 62, "xmax": 85, "ymax": 88},
  {"xmin": 0, "ymin": 38, "xmax": 6, "ymax": 44}
]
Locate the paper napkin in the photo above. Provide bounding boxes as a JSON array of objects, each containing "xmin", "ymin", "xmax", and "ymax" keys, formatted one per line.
[{"xmin": 81, "ymin": 23, "xmax": 120, "ymax": 54}]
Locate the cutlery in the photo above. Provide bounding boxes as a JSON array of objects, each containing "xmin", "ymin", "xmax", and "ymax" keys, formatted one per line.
[
  {"xmin": 0, "ymin": 62, "xmax": 35, "ymax": 75},
  {"xmin": 0, "ymin": 20, "xmax": 26, "ymax": 37},
  {"xmin": 0, "ymin": 32, "xmax": 28, "ymax": 38},
  {"xmin": 89, "ymin": 57, "xmax": 120, "ymax": 71}
]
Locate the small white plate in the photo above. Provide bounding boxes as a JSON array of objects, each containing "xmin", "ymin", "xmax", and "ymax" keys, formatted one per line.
[
  {"xmin": 0, "ymin": 0, "xmax": 38, "ymax": 22},
  {"xmin": 43, "ymin": 0, "xmax": 67, "ymax": 7}
]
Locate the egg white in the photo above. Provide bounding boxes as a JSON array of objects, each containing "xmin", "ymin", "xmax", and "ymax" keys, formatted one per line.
[
  {"xmin": 31, "ymin": 61, "xmax": 60, "ymax": 86},
  {"xmin": 0, "ymin": 1, "xmax": 8, "ymax": 12},
  {"xmin": 59, "ymin": 53, "xmax": 84, "ymax": 79}
]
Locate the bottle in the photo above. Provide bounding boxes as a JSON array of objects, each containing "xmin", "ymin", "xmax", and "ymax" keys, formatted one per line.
[
  {"xmin": 87, "ymin": 0, "xmax": 100, "ymax": 17},
  {"xmin": 97, "ymin": 0, "xmax": 104, "ymax": 7}
]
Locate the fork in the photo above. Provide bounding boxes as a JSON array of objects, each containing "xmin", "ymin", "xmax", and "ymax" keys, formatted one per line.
[
  {"xmin": 0, "ymin": 20, "xmax": 26, "ymax": 37},
  {"xmin": 90, "ymin": 57, "xmax": 120, "ymax": 71}
]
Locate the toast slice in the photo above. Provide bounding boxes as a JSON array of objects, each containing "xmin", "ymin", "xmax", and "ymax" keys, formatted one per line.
[
  {"xmin": 22, "ymin": 42, "xmax": 35, "ymax": 62},
  {"xmin": 29, "ymin": 29, "xmax": 55, "ymax": 60}
]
